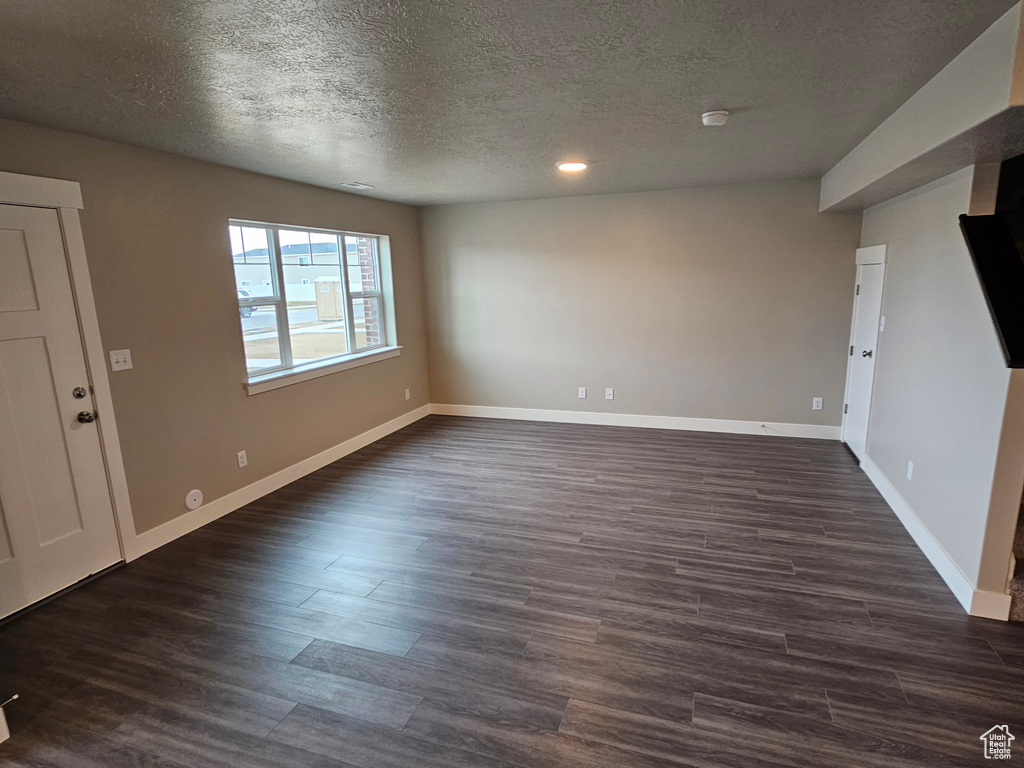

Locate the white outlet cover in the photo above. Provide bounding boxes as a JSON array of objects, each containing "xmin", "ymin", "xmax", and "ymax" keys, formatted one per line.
[
  {"xmin": 812, "ymin": 397, "xmax": 823, "ymax": 410},
  {"xmin": 109, "ymin": 349, "xmax": 132, "ymax": 371},
  {"xmin": 578, "ymin": 387, "xmax": 587, "ymax": 399},
  {"xmin": 605, "ymin": 388, "xmax": 614, "ymax": 400},
  {"xmin": 405, "ymin": 388, "xmax": 411, "ymax": 400},
  {"xmin": 237, "ymin": 450, "xmax": 248, "ymax": 468},
  {"xmin": 907, "ymin": 461, "xmax": 914, "ymax": 481},
  {"xmin": 880, "ymin": 316, "xmax": 886, "ymax": 332},
  {"xmin": 185, "ymin": 489, "xmax": 203, "ymax": 510}
]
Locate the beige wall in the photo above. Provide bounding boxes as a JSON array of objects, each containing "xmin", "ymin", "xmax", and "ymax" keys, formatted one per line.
[
  {"xmin": 0, "ymin": 118, "xmax": 430, "ymax": 534},
  {"xmin": 422, "ymin": 179, "xmax": 862, "ymax": 426},
  {"xmin": 861, "ymin": 168, "xmax": 1016, "ymax": 591}
]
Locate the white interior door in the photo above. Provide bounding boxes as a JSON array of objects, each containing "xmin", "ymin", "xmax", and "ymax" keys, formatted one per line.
[
  {"xmin": 842, "ymin": 247, "xmax": 887, "ymax": 462},
  {"xmin": 0, "ymin": 203, "xmax": 122, "ymax": 619}
]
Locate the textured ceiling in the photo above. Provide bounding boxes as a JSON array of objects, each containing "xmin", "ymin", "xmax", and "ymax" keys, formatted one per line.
[{"xmin": 0, "ymin": 0, "xmax": 1017, "ymax": 204}]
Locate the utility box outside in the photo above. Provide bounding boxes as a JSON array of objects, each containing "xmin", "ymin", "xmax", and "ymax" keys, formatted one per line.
[{"xmin": 315, "ymin": 277, "xmax": 344, "ymax": 321}]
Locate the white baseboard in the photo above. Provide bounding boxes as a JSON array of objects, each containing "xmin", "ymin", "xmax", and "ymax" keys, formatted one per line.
[
  {"xmin": 860, "ymin": 456, "xmax": 1011, "ymax": 620},
  {"xmin": 132, "ymin": 405, "xmax": 431, "ymax": 559},
  {"xmin": 430, "ymin": 403, "xmax": 841, "ymax": 440}
]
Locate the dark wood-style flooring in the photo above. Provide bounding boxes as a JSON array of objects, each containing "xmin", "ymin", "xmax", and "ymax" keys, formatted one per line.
[{"xmin": 3, "ymin": 415, "xmax": 1024, "ymax": 767}]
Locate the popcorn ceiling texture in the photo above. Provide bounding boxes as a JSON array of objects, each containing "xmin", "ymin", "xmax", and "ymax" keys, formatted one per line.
[{"xmin": 0, "ymin": 0, "xmax": 1015, "ymax": 203}]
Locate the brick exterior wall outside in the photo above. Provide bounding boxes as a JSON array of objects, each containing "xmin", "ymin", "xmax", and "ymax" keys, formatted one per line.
[{"xmin": 355, "ymin": 237, "xmax": 381, "ymax": 347}]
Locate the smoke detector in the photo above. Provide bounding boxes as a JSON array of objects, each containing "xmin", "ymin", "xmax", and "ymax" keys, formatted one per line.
[{"xmin": 701, "ymin": 110, "xmax": 729, "ymax": 127}]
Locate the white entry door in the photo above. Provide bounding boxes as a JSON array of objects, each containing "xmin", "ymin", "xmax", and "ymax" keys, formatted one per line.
[
  {"xmin": 0, "ymin": 203, "xmax": 122, "ymax": 619},
  {"xmin": 842, "ymin": 245, "xmax": 887, "ymax": 462}
]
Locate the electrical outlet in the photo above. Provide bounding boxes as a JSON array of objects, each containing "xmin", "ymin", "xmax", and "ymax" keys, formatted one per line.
[
  {"xmin": 605, "ymin": 388, "xmax": 614, "ymax": 400},
  {"xmin": 237, "ymin": 450, "xmax": 248, "ymax": 468},
  {"xmin": 405, "ymin": 388, "xmax": 410, "ymax": 400},
  {"xmin": 880, "ymin": 316, "xmax": 886, "ymax": 332},
  {"xmin": 812, "ymin": 397, "xmax": 823, "ymax": 411},
  {"xmin": 578, "ymin": 387, "xmax": 587, "ymax": 399},
  {"xmin": 109, "ymin": 349, "xmax": 132, "ymax": 371},
  {"xmin": 907, "ymin": 461, "xmax": 914, "ymax": 481}
]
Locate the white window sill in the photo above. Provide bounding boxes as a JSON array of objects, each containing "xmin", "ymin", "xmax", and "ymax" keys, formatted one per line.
[{"xmin": 245, "ymin": 346, "xmax": 402, "ymax": 395}]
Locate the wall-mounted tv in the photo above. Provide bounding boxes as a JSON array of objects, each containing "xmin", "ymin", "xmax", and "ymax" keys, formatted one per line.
[{"xmin": 959, "ymin": 154, "xmax": 1024, "ymax": 369}]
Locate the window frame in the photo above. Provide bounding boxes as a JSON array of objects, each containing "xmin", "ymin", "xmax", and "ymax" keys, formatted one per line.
[{"xmin": 230, "ymin": 219, "xmax": 396, "ymax": 390}]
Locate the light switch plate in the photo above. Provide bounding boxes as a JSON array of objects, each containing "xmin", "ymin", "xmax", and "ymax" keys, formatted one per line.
[
  {"xmin": 605, "ymin": 388, "xmax": 614, "ymax": 400},
  {"xmin": 907, "ymin": 461, "xmax": 914, "ymax": 481},
  {"xmin": 109, "ymin": 349, "xmax": 132, "ymax": 371},
  {"xmin": 578, "ymin": 387, "xmax": 587, "ymax": 399}
]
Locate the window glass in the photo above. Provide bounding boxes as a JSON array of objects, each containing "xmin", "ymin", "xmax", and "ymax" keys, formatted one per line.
[
  {"xmin": 345, "ymin": 236, "xmax": 379, "ymax": 292},
  {"xmin": 291, "ymin": 274, "xmax": 349, "ymax": 363},
  {"xmin": 231, "ymin": 225, "xmax": 275, "ymax": 299},
  {"xmin": 241, "ymin": 306, "xmax": 282, "ymax": 373},
  {"xmin": 278, "ymin": 229, "xmax": 311, "ymax": 264},
  {"xmin": 310, "ymin": 231, "xmax": 339, "ymax": 265},
  {"xmin": 352, "ymin": 296, "xmax": 382, "ymax": 350}
]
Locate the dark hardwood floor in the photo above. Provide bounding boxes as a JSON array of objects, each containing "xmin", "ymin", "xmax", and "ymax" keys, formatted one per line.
[{"xmin": 3, "ymin": 415, "xmax": 1024, "ymax": 766}]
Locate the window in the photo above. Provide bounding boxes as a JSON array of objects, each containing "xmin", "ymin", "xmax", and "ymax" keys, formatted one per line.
[{"xmin": 229, "ymin": 221, "xmax": 394, "ymax": 388}]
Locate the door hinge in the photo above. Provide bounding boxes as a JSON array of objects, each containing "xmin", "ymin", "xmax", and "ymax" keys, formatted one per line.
[
  {"xmin": 849, "ymin": 345, "xmax": 854, "ymax": 356},
  {"xmin": 855, "ymin": 284, "xmax": 860, "ymax": 295},
  {"xmin": 844, "ymin": 404, "xmax": 848, "ymax": 414}
]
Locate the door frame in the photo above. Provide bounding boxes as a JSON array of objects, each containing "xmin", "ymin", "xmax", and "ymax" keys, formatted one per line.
[
  {"xmin": 0, "ymin": 169, "xmax": 139, "ymax": 561},
  {"xmin": 840, "ymin": 244, "xmax": 888, "ymax": 456}
]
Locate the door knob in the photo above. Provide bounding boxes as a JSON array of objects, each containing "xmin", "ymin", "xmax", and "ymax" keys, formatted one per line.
[
  {"xmin": 72, "ymin": 386, "xmax": 88, "ymax": 399},
  {"xmin": 862, "ymin": 350, "xmax": 873, "ymax": 358},
  {"xmin": 77, "ymin": 411, "xmax": 97, "ymax": 424}
]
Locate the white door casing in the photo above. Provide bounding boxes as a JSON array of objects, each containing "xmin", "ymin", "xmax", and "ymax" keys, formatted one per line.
[
  {"xmin": 842, "ymin": 245, "xmax": 887, "ymax": 462},
  {"xmin": 0, "ymin": 201, "xmax": 123, "ymax": 618}
]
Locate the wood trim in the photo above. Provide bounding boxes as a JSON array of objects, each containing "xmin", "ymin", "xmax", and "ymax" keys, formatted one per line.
[
  {"xmin": 132, "ymin": 405, "xmax": 431, "ymax": 558},
  {"xmin": 860, "ymin": 455, "xmax": 1011, "ymax": 620},
  {"xmin": 430, "ymin": 404, "xmax": 841, "ymax": 440},
  {"xmin": 57, "ymin": 208, "xmax": 141, "ymax": 560},
  {"xmin": 0, "ymin": 170, "xmax": 83, "ymax": 209}
]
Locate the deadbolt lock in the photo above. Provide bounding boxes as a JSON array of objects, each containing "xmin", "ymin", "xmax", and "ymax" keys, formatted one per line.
[{"xmin": 72, "ymin": 386, "xmax": 88, "ymax": 399}]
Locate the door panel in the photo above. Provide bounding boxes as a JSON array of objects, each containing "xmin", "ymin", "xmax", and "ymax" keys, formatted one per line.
[
  {"xmin": 843, "ymin": 262, "xmax": 885, "ymax": 461},
  {"xmin": 0, "ymin": 204, "xmax": 121, "ymax": 618},
  {"xmin": 0, "ymin": 338, "xmax": 85, "ymax": 544},
  {"xmin": 0, "ymin": 228, "xmax": 39, "ymax": 312}
]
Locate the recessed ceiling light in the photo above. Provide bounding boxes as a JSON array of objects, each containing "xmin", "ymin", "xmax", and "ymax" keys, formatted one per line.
[
  {"xmin": 556, "ymin": 161, "xmax": 588, "ymax": 172},
  {"xmin": 701, "ymin": 110, "xmax": 729, "ymax": 127},
  {"xmin": 340, "ymin": 182, "xmax": 374, "ymax": 190}
]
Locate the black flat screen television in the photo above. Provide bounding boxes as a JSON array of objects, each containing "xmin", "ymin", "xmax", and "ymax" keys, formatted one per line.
[{"xmin": 959, "ymin": 154, "xmax": 1024, "ymax": 368}]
